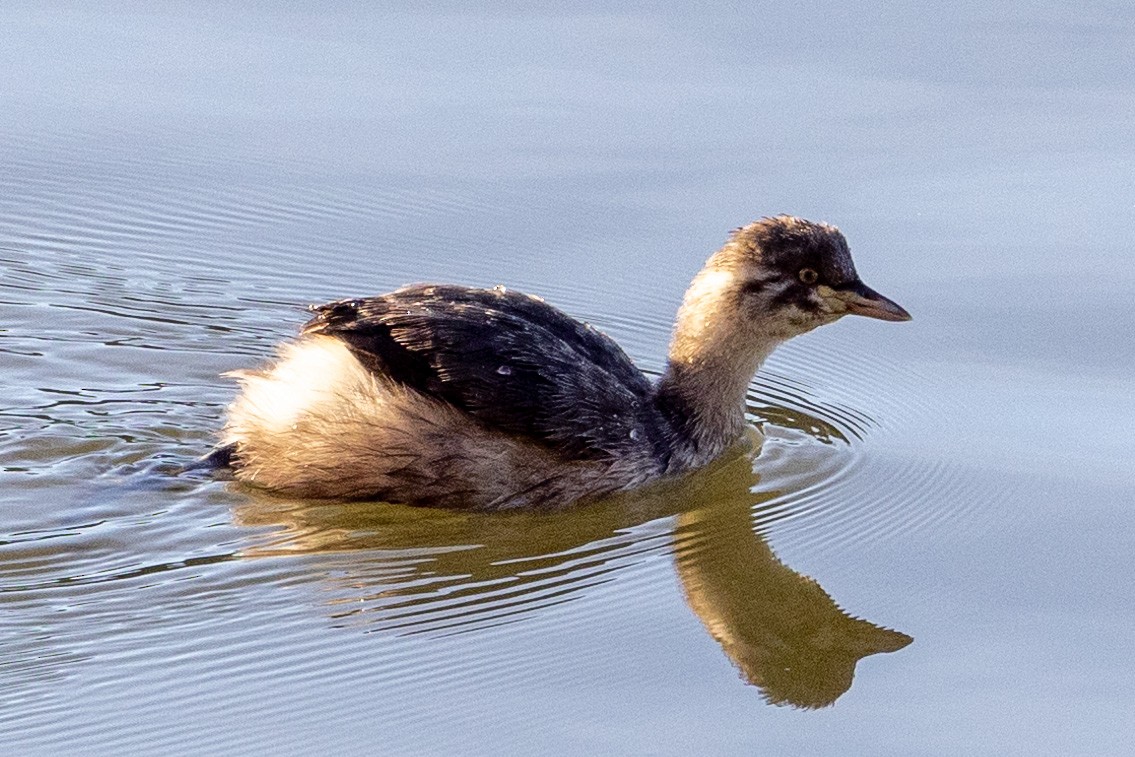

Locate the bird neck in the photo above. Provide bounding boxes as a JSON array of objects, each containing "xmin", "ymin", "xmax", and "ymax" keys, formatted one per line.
[
  {"xmin": 655, "ymin": 348, "xmax": 772, "ymax": 469},
  {"xmin": 654, "ymin": 269, "xmax": 782, "ymax": 468}
]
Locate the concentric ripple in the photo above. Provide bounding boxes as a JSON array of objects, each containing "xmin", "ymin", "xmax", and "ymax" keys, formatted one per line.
[
  {"xmin": 205, "ymin": 309, "xmax": 960, "ymax": 640},
  {"xmin": 0, "ymin": 126, "xmax": 966, "ymax": 751}
]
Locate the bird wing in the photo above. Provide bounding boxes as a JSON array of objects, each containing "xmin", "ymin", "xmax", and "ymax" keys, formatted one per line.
[{"xmin": 301, "ymin": 284, "xmax": 657, "ymax": 460}]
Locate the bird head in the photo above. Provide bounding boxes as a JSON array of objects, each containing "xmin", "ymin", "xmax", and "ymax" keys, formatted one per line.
[{"xmin": 709, "ymin": 215, "xmax": 910, "ymax": 341}]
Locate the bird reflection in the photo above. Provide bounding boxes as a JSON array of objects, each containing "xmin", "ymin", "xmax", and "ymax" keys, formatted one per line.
[
  {"xmin": 673, "ymin": 484, "xmax": 911, "ymax": 708},
  {"xmin": 233, "ymin": 437, "xmax": 910, "ymax": 709}
]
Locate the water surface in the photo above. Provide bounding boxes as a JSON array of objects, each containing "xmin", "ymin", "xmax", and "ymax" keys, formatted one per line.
[{"xmin": 2, "ymin": 4, "xmax": 1133, "ymax": 755}]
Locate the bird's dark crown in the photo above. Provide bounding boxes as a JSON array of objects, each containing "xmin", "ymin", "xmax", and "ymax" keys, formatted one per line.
[{"xmin": 719, "ymin": 215, "xmax": 859, "ymax": 288}]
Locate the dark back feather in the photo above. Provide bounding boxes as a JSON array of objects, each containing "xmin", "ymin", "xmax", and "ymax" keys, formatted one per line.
[{"xmin": 302, "ymin": 285, "xmax": 662, "ymax": 461}]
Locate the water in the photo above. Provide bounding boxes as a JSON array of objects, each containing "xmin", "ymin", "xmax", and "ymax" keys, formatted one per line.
[{"xmin": 2, "ymin": 4, "xmax": 1133, "ymax": 755}]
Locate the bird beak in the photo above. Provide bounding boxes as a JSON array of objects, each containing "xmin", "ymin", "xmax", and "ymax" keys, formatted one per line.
[{"xmin": 838, "ymin": 281, "xmax": 912, "ymax": 322}]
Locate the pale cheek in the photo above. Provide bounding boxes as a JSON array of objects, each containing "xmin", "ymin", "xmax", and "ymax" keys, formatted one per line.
[
  {"xmin": 781, "ymin": 309, "xmax": 821, "ymax": 334},
  {"xmin": 815, "ymin": 286, "xmax": 848, "ymax": 316}
]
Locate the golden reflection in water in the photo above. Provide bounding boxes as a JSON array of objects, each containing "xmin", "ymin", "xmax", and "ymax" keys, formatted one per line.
[
  {"xmin": 672, "ymin": 479, "xmax": 912, "ymax": 708},
  {"xmin": 233, "ymin": 439, "xmax": 910, "ymax": 709}
]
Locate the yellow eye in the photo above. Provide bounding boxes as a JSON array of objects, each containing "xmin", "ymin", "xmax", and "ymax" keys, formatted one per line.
[{"xmin": 798, "ymin": 268, "xmax": 819, "ymax": 285}]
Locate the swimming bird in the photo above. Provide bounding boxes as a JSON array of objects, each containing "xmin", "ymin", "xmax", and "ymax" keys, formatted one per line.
[{"xmin": 212, "ymin": 215, "xmax": 910, "ymax": 509}]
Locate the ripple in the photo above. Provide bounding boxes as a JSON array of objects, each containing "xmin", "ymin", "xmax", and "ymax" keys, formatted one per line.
[
  {"xmin": 544, "ymin": 286, "xmax": 965, "ymax": 561},
  {"xmin": 740, "ymin": 347, "xmax": 966, "ymax": 555},
  {"xmin": 0, "ymin": 125, "xmax": 955, "ymax": 745},
  {"xmin": 0, "ymin": 128, "xmax": 519, "ymax": 301},
  {"xmin": 231, "ymin": 497, "xmax": 680, "ymax": 639},
  {"xmin": 3, "ymin": 219, "xmax": 960, "ymax": 644}
]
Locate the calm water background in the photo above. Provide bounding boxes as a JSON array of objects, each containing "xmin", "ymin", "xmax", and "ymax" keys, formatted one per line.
[{"xmin": 2, "ymin": 3, "xmax": 1133, "ymax": 755}]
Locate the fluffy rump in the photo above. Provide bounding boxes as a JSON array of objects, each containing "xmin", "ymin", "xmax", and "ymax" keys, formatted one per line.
[{"xmin": 222, "ymin": 336, "xmax": 652, "ymax": 509}]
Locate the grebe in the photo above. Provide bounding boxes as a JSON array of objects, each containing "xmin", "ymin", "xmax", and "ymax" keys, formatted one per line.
[{"xmin": 212, "ymin": 215, "xmax": 910, "ymax": 509}]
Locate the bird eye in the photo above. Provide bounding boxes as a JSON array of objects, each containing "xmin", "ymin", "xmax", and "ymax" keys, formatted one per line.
[{"xmin": 798, "ymin": 268, "xmax": 819, "ymax": 285}]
